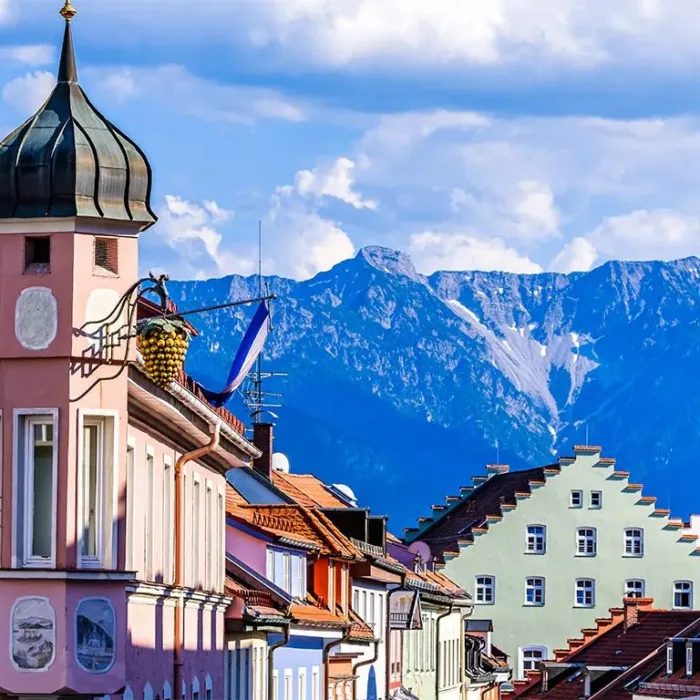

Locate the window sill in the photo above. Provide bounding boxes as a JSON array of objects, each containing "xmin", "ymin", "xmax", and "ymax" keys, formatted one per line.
[
  {"xmin": 524, "ymin": 551, "xmax": 546, "ymax": 555},
  {"xmin": 523, "ymin": 603, "xmax": 545, "ymax": 607},
  {"xmin": 575, "ymin": 553, "xmax": 597, "ymax": 558},
  {"xmin": 622, "ymin": 554, "xmax": 644, "ymax": 558},
  {"xmin": 474, "ymin": 601, "xmax": 495, "ymax": 606},
  {"xmin": 574, "ymin": 604, "xmax": 595, "ymax": 609}
]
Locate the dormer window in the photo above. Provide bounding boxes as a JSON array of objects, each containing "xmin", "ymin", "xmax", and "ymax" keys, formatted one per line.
[{"xmin": 24, "ymin": 236, "xmax": 51, "ymax": 274}]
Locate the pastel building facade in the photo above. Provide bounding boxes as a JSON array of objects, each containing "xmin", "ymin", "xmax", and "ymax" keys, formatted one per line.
[
  {"xmin": 225, "ymin": 469, "xmax": 374, "ymax": 700},
  {"xmin": 0, "ymin": 8, "xmax": 258, "ymax": 699},
  {"xmin": 406, "ymin": 446, "xmax": 700, "ymax": 680}
]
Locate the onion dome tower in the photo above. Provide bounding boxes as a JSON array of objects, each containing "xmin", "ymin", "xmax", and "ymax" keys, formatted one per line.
[{"xmin": 0, "ymin": 0, "xmax": 156, "ymax": 225}]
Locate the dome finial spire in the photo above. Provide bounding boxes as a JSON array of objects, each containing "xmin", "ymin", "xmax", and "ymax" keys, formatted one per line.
[
  {"xmin": 57, "ymin": 1, "xmax": 78, "ymax": 83},
  {"xmin": 60, "ymin": 0, "xmax": 77, "ymax": 21}
]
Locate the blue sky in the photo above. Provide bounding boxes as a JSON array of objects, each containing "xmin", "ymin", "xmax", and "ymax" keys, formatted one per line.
[{"xmin": 5, "ymin": 0, "xmax": 700, "ymax": 280}]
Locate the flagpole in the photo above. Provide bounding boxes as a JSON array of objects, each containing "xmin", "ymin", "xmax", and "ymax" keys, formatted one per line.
[{"xmin": 255, "ymin": 221, "xmax": 263, "ymax": 424}]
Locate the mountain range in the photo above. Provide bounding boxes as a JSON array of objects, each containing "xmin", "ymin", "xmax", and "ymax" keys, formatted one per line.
[{"xmin": 170, "ymin": 246, "xmax": 700, "ymax": 528}]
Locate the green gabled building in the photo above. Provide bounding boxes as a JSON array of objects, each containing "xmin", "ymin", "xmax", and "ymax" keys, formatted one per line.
[{"xmin": 404, "ymin": 446, "xmax": 700, "ymax": 680}]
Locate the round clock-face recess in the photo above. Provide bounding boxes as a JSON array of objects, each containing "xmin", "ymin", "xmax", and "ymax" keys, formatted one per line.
[{"xmin": 15, "ymin": 287, "xmax": 58, "ymax": 351}]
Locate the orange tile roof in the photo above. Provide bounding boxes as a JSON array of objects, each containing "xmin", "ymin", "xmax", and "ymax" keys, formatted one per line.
[
  {"xmin": 272, "ymin": 472, "xmax": 348, "ymax": 508},
  {"xmin": 226, "ymin": 483, "xmax": 249, "ymax": 510},
  {"xmin": 289, "ymin": 601, "xmax": 348, "ymax": 627},
  {"xmin": 348, "ymin": 609, "xmax": 376, "ymax": 641},
  {"xmin": 228, "ymin": 503, "xmax": 363, "ymax": 560}
]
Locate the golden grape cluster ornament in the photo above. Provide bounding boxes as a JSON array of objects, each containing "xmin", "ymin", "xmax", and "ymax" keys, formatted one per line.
[{"xmin": 137, "ymin": 318, "xmax": 190, "ymax": 388}]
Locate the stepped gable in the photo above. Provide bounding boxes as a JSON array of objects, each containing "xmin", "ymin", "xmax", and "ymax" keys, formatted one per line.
[
  {"xmin": 409, "ymin": 445, "xmax": 693, "ymax": 565},
  {"xmin": 409, "ymin": 465, "xmax": 552, "ymax": 563},
  {"xmin": 515, "ymin": 604, "xmax": 700, "ymax": 700}
]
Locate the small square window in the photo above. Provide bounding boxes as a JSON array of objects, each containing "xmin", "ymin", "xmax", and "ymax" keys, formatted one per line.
[
  {"xmin": 591, "ymin": 491, "xmax": 602, "ymax": 508},
  {"xmin": 24, "ymin": 236, "xmax": 51, "ymax": 273},
  {"xmin": 94, "ymin": 237, "xmax": 118, "ymax": 275},
  {"xmin": 570, "ymin": 490, "xmax": 583, "ymax": 508}
]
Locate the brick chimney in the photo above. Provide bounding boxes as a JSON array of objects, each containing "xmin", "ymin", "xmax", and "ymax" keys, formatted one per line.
[
  {"xmin": 624, "ymin": 597, "xmax": 654, "ymax": 631},
  {"xmin": 253, "ymin": 422, "xmax": 274, "ymax": 480}
]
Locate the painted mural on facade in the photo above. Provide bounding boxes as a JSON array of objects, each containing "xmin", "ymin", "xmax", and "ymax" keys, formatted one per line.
[
  {"xmin": 76, "ymin": 598, "xmax": 116, "ymax": 673},
  {"xmin": 11, "ymin": 597, "xmax": 55, "ymax": 672}
]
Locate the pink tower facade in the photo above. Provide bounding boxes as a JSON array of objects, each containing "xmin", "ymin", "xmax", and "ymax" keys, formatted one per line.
[{"xmin": 0, "ymin": 6, "xmax": 258, "ymax": 699}]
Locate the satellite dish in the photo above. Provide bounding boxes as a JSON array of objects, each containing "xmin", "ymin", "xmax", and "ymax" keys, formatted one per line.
[
  {"xmin": 332, "ymin": 484, "xmax": 357, "ymax": 507},
  {"xmin": 408, "ymin": 541, "xmax": 433, "ymax": 568},
  {"xmin": 272, "ymin": 452, "xmax": 290, "ymax": 474}
]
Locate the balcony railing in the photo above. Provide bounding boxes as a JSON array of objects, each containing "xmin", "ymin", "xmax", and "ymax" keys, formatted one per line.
[
  {"xmin": 244, "ymin": 590, "xmax": 274, "ymax": 608},
  {"xmin": 350, "ymin": 538, "xmax": 385, "ymax": 558}
]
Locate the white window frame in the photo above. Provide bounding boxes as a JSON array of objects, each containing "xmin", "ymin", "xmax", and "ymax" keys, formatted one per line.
[
  {"xmin": 205, "ymin": 482, "xmax": 213, "ymax": 590},
  {"xmin": 576, "ymin": 527, "xmax": 597, "ymax": 556},
  {"xmin": 284, "ymin": 669, "xmax": 292, "ymax": 700},
  {"xmin": 575, "ymin": 578, "xmax": 595, "ymax": 608},
  {"xmin": 283, "ymin": 552, "xmax": 291, "ymax": 594},
  {"xmin": 145, "ymin": 445, "xmax": 155, "ymax": 580},
  {"xmin": 163, "ymin": 455, "xmax": 174, "ymax": 585},
  {"xmin": 126, "ymin": 435, "xmax": 136, "ymax": 571},
  {"xmin": 77, "ymin": 410, "xmax": 118, "ymax": 570},
  {"xmin": 217, "ymin": 489, "xmax": 225, "ymax": 593},
  {"xmin": 526, "ymin": 525, "xmax": 546, "ymax": 554},
  {"xmin": 192, "ymin": 473, "xmax": 201, "ymax": 588},
  {"xmin": 13, "ymin": 408, "xmax": 59, "ymax": 569},
  {"xmin": 272, "ymin": 670, "xmax": 279, "ymax": 700},
  {"xmin": 298, "ymin": 668, "xmax": 307, "ymax": 700},
  {"xmin": 625, "ymin": 579, "xmax": 645, "ymax": 598},
  {"xmin": 675, "ymin": 581, "xmax": 693, "ymax": 609},
  {"xmin": 525, "ymin": 577, "xmax": 545, "ymax": 606},
  {"xmin": 519, "ymin": 646, "xmax": 547, "ymax": 680},
  {"xmin": 624, "ymin": 528, "xmax": 644, "ymax": 557},
  {"xmin": 267, "ymin": 548, "xmax": 275, "ymax": 581},
  {"xmin": 475, "ymin": 575, "xmax": 495, "ymax": 605},
  {"xmin": 570, "ymin": 490, "xmax": 583, "ymax": 508},
  {"xmin": 311, "ymin": 667, "xmax": 320, "ymax": 700},
  {"xmin": 590, "ymin": 490, "xmax": 602, "ymax": 508}
]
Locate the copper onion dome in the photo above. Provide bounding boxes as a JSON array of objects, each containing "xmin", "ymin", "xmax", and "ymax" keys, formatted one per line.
[{"xmin": 0, "ymin": 2, "xmax": 156, "ymax": 225}]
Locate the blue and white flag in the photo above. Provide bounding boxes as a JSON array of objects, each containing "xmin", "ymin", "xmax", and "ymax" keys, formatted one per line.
[{"xmin": 200, "ymin": 301, "xmax": 271, "ymax": 407}]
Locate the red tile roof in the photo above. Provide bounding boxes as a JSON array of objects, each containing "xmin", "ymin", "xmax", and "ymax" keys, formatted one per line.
[
  {"xmin": 272, "ymin": 472, "xmax": 349, "ymax": 508},
  {"xmin": 412, "ymin": 466, "xmax": 556, "ymax": 563},
  {"xmin": 228, "ymin": 502, "xmax": 363, "ymax": 560},
  {"xmin": 516, "ymin": 607, "xmax": 700, "ymax": 700}
]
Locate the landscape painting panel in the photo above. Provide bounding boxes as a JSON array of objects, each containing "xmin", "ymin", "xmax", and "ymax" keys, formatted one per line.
[
  {"xmin": 11, "ymin": 596, "xmax": 55, "ymax": 671},
  {"xmin": 76, "ymin": 598, "xmax": 115, "ymax": 673}
]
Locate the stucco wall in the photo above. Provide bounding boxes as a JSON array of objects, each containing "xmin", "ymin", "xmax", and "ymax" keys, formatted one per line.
[
  {"xmin": 440, "ymin": 450, "xmax": 700, "ymax": 676},
  {"xmin": 271, "ymin": 633, "xmax": 325, "ymax": 700},
  {"xmin": 402, "ymin": 606, "xmax": 464, "ymax": 700},
  {"xmin": 351, "ymin": 581, "xmax": 388, "ymax": 700}
]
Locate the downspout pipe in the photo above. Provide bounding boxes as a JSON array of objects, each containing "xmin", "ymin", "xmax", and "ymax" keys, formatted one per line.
[
  {"xmin": 459, "ymin": 605, "xmax": 475, "ymax": 700},
  {"xmin": 385, "ymin": 579, "xmax": 407, "ymax": 700},
  {"xmin": 353, "ymin": 638, "xmax": 380, "ymax": 700},
  {"xmin": 174, "ymin": 420, "xmax": 221, "ymax": 700},
  {"xmin": 324, "ymin": 626, "xmax": 352, "ymax": 700},
  {"xmin": 268, "ymin": 624, "xmax": 291, "ymax": 700},
  {"xmin": 435, "ymin": 603, "xmax": 454, "ymax": 700}
]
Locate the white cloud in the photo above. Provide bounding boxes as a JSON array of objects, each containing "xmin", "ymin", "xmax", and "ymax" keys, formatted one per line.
[
  {"xmin": 267, "ymin": 189, "xmax": 356, "ymax": 279},
  {"xmin": 295, "ymin": 157, "xmax": 378, "ymax": 210},
  {"xmin": 2, "ymin": 71, "xmax": 54, "ymax": 114},
  {"xmin": 512, "ymin": 180, "xmax": 560, "ymax": 240},
  {"xmin": 84, "ymin": 0, "xmax": 700, "ymax": 76},
  {"xmin": 86, "ymin": 65, "xmax": 306, "ymax": 124},
  {"xmin": 155, "ymin": 195, "xmax": 256, "ymax": 279},
  {"xmin": 550, "ymin": 237, "xmax": 599, "ymax": 273},
  {"xmin": 0, "ymin": 45, "xmax": 54, "ymax": 65},
  {"xmin": 409, "ymin": 231, "xmax": 542, "ymax": 274}
]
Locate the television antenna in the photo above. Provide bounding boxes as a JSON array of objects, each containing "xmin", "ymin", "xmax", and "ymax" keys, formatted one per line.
[{"xmin": 243, "ymin": 221, "xmax": 287, "ymax": 423}]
